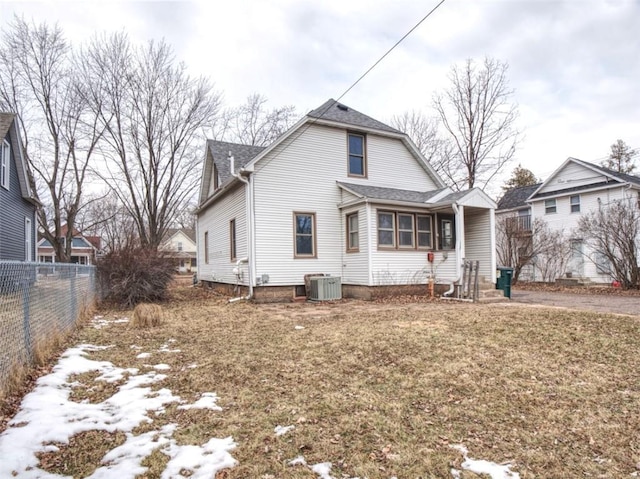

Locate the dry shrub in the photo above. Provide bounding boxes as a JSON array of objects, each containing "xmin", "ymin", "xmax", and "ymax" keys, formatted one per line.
[
  {"xmin": 132, "ymin": 303, "xmax": 164, "ymax": 328},
  {"xmin": 97, "ymin": 247, "xmax": 174, "ymax": 307}
]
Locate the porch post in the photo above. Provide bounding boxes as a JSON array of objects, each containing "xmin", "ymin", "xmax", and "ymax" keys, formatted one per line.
[
  {"xmin": 489, "ymin": 208, "xmax": 496, "ymax": 284},
  {"xmin": 456, "ymin": 204, "xmax": 465, "ymax": 271}
]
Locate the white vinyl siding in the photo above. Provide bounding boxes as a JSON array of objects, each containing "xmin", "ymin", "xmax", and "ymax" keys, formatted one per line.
[
  {"xmin": 197, "ymin": 183, "xmax": 247, "ymax": 284},
  {"xmin": 250, "ymin": 124, "xmax": 441, "ymax": 286},
  {"xmin": 464, "ymin": 210, "xmax": 493, "ymax": 282},
  {"xmin": 537, "ymin": 161, "xmax": 611, "ymax": 196}
]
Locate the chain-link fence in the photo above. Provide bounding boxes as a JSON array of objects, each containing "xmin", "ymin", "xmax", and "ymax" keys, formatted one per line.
[{"xmin": 0, "ymin": 261, "xmax": 98, "ymax": 390}]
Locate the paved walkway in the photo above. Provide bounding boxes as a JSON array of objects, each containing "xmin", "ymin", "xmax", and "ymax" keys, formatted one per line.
[{"xmin": 510, "ymin": 290, "xmax": 639, "ymax": 316}]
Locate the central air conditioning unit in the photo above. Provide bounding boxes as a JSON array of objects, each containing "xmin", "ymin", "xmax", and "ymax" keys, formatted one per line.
[{"xmin": 308, "ymin": 276, "xmax": 342, "ymax": 301}]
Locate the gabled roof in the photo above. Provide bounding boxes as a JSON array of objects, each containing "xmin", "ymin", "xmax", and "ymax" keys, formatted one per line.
[
  {"xmin": 338, "ymin": 181, "xmax": 449, "ymax": 204},
  {"xmin": 0, "ymin": 112, "xmax": 37, "ymax": 203},
  {"xmin": 496, "ymin": 183, "xmax": 541, "ymax": 211},
  {"xmin": 164, "ymin": 228, "xmax": 196, "ymax": 244},
  {"xmin": 307, "ymin": 99, "xmax": 401, "ymax": 134},
  {"xmin": 529, "ymin": 157, "xmax": 640, "ymax": 201},
  {"xmin": 198, "ymin": 99, "xmax": 446, "ymax": 211}
]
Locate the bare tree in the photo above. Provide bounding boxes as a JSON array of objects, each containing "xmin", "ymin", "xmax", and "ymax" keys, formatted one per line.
[
  {"xmin": 434, "ymin": 57, "xmax": 520, "ymax": 191},
  {"xmin": 219, "ymin": 93, "xmax": 298, "ymax": 146},
  {"xmin": 601, "ymin": 139, "xmax": 637, "ymax": 174},
  {"xmin": 577, "ymin": 196, "xmax": 640, "ymax": 289},
  {"xmin": 531, "ymin": 226, "xmax": 573, "ymax": 283},
  {"xmin": 0, "ymin": 17, "xmax": 103, "ymax": 262},
  {"xmin": 79, "ymin": 33, "xmax": 221, "ymax": 249},
  {"xmin": 390, "ymin": 111, "xmax": 452, "ymax": 175}
]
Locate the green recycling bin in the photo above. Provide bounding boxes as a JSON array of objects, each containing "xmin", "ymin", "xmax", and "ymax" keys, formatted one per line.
[{"xmin": 496, "ymin": 267, "xmax": 513, "ymax": 299}]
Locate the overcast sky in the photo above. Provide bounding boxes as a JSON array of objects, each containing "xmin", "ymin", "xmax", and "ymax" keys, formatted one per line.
[{"xmin": 1, "ymin": 0, "xmax": 638, "ymax": 189}]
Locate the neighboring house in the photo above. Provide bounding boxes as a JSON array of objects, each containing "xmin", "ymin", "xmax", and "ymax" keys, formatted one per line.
[
  {"xmin": 495, "ymin": 183, "xmax": 540, "ymax": 282},
  {"xmin": 196, "ymin": 99, "xmax": 497, "ymax": 301},
  {"xmin": 37, "ymin": 224, "xmax": 102, "ymax": 265},
  {"xmin": 160, "ymin": 228, "xmax": 197, "ymax": 273},
  {"xmin": 0, "ymin": 113, "xmax": 38, "ymax": 262},
  {"xmin": 527, "ymin": 157, "xmax": 640, "ymax": 283}
]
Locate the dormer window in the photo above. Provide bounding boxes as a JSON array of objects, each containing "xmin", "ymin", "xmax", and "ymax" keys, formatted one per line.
[
  {"xmin": 213, "ymin": 163, "xmax": 221, "ymax": 190},
  {"xmin": 347, "ymin": 133, "xmax": 366, "ymax": 177}
]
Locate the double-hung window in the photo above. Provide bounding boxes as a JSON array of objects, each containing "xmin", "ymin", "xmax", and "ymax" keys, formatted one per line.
[
  {"xmin": 377, "ymin": 212, "xmax": 395, "ymax": 248},
  {"xmin": 294, "ymin": 212, "xmax": 316, "ymax": 257},
  {"xmin": 204, "ymin": 231, "xmax": 209, "ymax": 264},
  {"xmin": 416, "ymin": 215, "xmax": 432, "ymax": 248},
  {"xmin": 440, "ymin": 218, "xmax": 454, "ymax": 250},
  {"xmin": 1, "ymin": 139, "xmax": 9, "ymax": 190},
  {"xmin": 545, "ymin": 198, "xmax": 557, "ymax": 214},
  {"xmin": 376, "ymin": 211, "xmax": 436, "ymax": 250},
  {"xmin": 348, "ymin": 133, "xmax": 366, "ymax": 177},
  {"xmin": 397, "ymin": 214, "xmax": 415, "ymax": 248},
  {"xmin": 347, "ymin": 213, "xmax": 359, "ymax": 252},
  {"xmin": 570, "ymin": 195, "xmax": 580, "ymax": 213}
]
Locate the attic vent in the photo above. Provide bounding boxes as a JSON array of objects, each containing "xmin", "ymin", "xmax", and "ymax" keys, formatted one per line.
[{"xmin": 336, "ymin": 104, "xmax": 349, "ymax": 111}]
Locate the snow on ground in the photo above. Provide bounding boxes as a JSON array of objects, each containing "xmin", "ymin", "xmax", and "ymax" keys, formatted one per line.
[
  {"xmin": 274, "ymin": 424, "xmax": 295, "ymax": 436},
  {"xmin": 450, "ymin": 444, "xmax": 521, "ymax": 479},
  {"xmin": 91, "ymin": 316, "xmax": 129, "ymax": 329},
  {"xmin": 0, "ymin": 344, "xmax": 236, "ymax": 478},
  {"xmin": 0, "ymin": 343, "xmax": 522, "ymax": 479}
]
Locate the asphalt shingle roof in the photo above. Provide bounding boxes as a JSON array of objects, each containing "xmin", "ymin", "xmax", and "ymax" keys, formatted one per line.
[
  {"xmin": 338, "ymin": 181, "xmax": 448, "ymax": 204},
  {"xmin": 0, "ymin": 112, "xmax": 15, "ymax": 140},
  {"xmin": 207, "ymin": 140, "xmax": 265, "ymax": 185},
  {"xmin": 572, "ymin": 158, "xmax": 640, "ymax": 187},
  {"xmin": 308, "ymin": 99, "xmax": 401, "ymax": 134},
  {"xmin": 497, "ymin": 183, "xmax": 541, "ymax": 210}
]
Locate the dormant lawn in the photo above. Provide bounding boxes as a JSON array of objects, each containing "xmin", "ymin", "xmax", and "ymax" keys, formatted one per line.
[{"xmin": 1, "ymin": 285, "xmax": 639, "ymax": 478}]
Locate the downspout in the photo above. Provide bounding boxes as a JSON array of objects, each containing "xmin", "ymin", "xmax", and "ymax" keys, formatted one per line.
[
  {"xmin": 442, "ymin": 203, "xmax": 462, "ymax": 297},
  {"xmin": 229, "ymin": 152, "xmax": 254, "ymax": 302}
]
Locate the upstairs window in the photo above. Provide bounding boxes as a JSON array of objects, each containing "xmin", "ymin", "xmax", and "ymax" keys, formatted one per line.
[
  {"xmin": 570, "ymin": 195, "xmax": 580, "ymax": 213},
  {"xmin": 294, "ymin": 212, "xmax": 316, "ymax": 258},
  {"xmin": 177, "ymin": 241, "xmax": 183, "ymax": 251},
  {"xmin": 348, "ymin": 133, "xmax": 366, "ymax": 177},
  {"xmin": 545, "ymin": 198, "xmax": 557, "ymax": 214},
  {"xmin": 1, "ymin": 139, "xmax": 10, "ymax": 190}
]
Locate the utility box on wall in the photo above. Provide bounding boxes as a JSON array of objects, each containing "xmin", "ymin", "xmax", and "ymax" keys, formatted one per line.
[{"xmin": 308, "ymin": 276, "xmax": 342, "ymax": 301}]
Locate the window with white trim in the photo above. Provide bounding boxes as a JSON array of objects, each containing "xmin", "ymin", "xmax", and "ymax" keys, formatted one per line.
[
  {"xmin": 545, "ymin": 198, "xmax": 557, "ymax": 214},
  {"xmin": 346, "ymin": 212, "xmax": 359, "ymax": 252},
  {"xmin": 25, "ymin": 217, "xmax": 32, "ymax": 261},
  {"xmin": 570, "ymin": 195, "xmax": 580, "ymax": 213},
  {"xmin": 1, "ymin": 139, "xmax": 10, "ymax": 190}
]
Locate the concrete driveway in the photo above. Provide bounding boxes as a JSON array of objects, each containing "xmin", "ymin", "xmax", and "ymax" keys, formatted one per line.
[{"xmin": 510, "ymin": 289, "xmax": 639, "ymax": 316}]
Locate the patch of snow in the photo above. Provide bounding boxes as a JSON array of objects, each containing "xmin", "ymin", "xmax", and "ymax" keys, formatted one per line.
[
  {"xmin": 159, "ymin": 343, "xmax": 181, "ymax": 353},
  {"xmin": 450, "ymin": 468, "xmax": 462, "ymax": 479},
  {"xmin": 451, "ymin": 444, "xmax": 520, "ymax": 479},
  {"xmin": 130, "ymin": 345, "xmax": 142, "ymax": 350},
  {"xmin": 92, "ymin": 317, "xmax": 129, "ymax": 329},
  {"xmin": 178, "ymin": 393, "xmax": 222, "ymax": 411},
  {"xmin": 294, "ymin": 325, "xmax": 305, "ymax": 330},
  {"xmin": 187, "ymin": 363, "xmax": 198, "ymax": 368},
  {"xmin": 274, "ymin": 425, "xmax": 295, "ymax": 436},
  {"xmin": 153, "ymin": 364, "xmax": 171, "ymax": 371},
  {"xmin": 288, "ymin": 455, "xmax": 307, "ymax": 466},
  {"xmin": 0, "ymin": 344, "xmax": 237, "ymax": 479},
  {"xmin": 311, "ymin": 462, "xmax": 334, "ymax": 479},
  {"xmin": 136, "ymin": 352, "xmax": 151, "ymax": 359}
]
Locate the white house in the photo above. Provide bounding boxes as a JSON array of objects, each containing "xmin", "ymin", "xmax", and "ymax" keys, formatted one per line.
[
  {"xmin": 526, "ymin": 157, "xmax": 640, "ymax": 283},
  {"xmin": 160, "ymin": 228, "xmax": 197, "ymax": 273},
  {"xmin": 196, "ymin": 99, "xmax": 497, "ymax": 302}
]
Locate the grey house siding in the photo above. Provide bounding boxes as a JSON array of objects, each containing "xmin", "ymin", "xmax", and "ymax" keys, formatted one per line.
[{"xmin": 0, "ymin": 129, "xmax": 36, "ymax": 261}]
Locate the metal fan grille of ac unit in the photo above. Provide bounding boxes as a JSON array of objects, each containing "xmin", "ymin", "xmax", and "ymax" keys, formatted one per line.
[{"xmin": 308, "ymin": 276, "xmax": 342, "ymax": 301}]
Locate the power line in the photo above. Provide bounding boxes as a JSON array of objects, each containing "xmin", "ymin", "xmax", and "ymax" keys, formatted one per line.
[{"xmin": 248, "ymin": 0, "xmax": 447, "ymax": 171}]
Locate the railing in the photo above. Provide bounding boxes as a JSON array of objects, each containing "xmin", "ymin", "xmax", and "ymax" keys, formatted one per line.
[
  {"xmin": 506, "ymin": 214, "xmax": 532, "ymax": 232},
  {"xmin": 0, "ymin": 261, "xmax": 98, "ymax": 391}
]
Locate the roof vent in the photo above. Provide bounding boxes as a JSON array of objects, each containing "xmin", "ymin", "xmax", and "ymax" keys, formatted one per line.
[{"xmin": 336, "ymin": 103, "xmax": 348, "ymax": 111}]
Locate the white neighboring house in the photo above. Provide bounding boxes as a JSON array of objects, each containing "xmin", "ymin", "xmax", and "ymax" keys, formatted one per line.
[
  {"xmin": 196, "ymin": 99, "xmax": 497, "ymax": 301},
  {"xmin": 160, "ymin": 228, "xmax": 197, "ymax": 274},
  {"xmin": 526, "ymin": 157, "xmax": 640, "ymax": 283}
]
